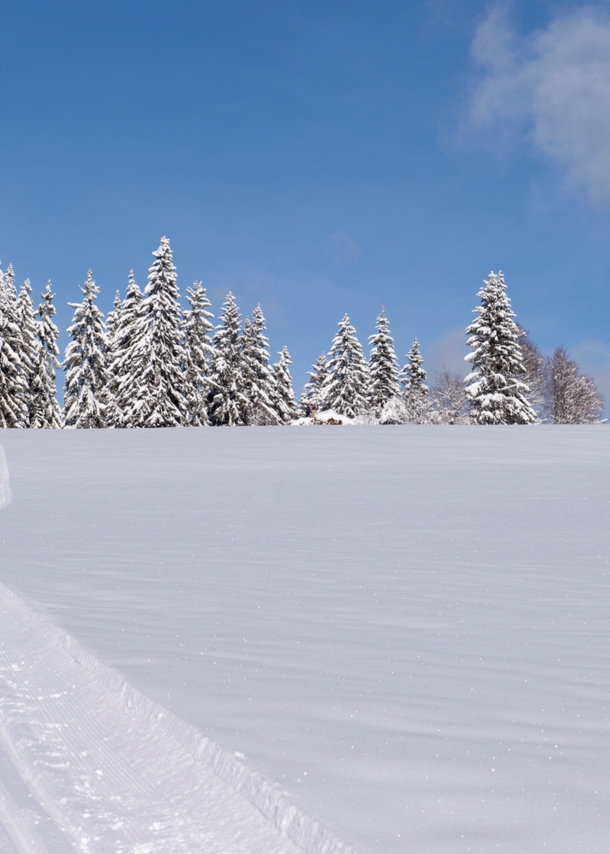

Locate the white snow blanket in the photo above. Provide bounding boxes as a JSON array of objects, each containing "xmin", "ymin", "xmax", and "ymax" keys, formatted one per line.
[
  {"xmin": 0, "ymin": 427, "xmax": 609, "ymax": 853},
  {"xmin": 0, "ymin": 446, "xmax": 10, "ymax": 510}
]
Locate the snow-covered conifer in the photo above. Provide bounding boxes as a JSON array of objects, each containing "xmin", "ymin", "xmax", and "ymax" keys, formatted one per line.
[
  {"xmin": 63, "ymin": 271, "xmax": 108, "ymax": 428},
  {"xmin": 401, "ymin": 339, "xmax": 431, "ymax": 423},
  {"xmin": 109, "ymin": 272, "xmax": 143, "ymax": 428},
  {"xmin": 183, "ymin": 282, "xmax": 214, "ymax": 427},
  {"xmin": 240, "ymin": 305, "xmax": 278, "ymax": 425},
  {"xmin": 208, "ymin": 293, "xmax": 247, "ymax": 426},
  {"xmin": 0, "ymin": 264, "xmax": 29, "ymax": 428},
  {"xmin": 465, "ymin": 272, "xmax": 536, "ymax": 425},
  {"xmin": 104, "ymin": 291, "xmax": 123, "ymax": 428},
  {"xmin": 543, "ymin": 347, "xmax": 603, "ymax": 423},
  {"xmin": 301, "ymin": 352, "xmax": 328, "ymax": 413},
  {"xmin": 15, "ymin": 280, "xmax": 41, "ymax": 426},
  {"xmin": 273, "ymin": 346, "xmax": 297, "ymax": 423},
  {"xmin": 322, "ymin": 315, "xmax": 369, "ymax": 417},
  {"xmin": 368, "ymin": 308, "xmax": 401, "ymax": 416},
  {"xmin": 32, "ymin": 282, "xmax": 62, "ymax": 429},
  {"xmin": 129, "ymin": 238, "xmax": 187, "ymax": 428}
]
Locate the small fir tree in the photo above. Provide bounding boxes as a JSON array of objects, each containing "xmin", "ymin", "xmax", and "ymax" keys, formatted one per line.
[
  {"xmin": 33, "ymin": 282, "xmax": 62, "ymax": 429},
  {"xmin": 273, "ymin": 346, "xmax": 297, "ymax": 423},
  {"xmin": 465, "ymin": 271, "xmax": 537, "ymax": 425},
  {"xmin": 240, "ymin": 305, "xmax": 278, "ymax": 425},
  {"xmin": 301, "ymin": 352, "xmax": 328, "ymax": 414},
  {"xmin": 183, "ymin": 281, "xmax": 214, "ymax": 426},
  {"xmin": 401, "ymin": 339, "xmax": 431, "ymax": 423},
  {"xmin": 208, "ymin": 292, "xmax": 247, "ymax": 426},
  {"xmin": 130, "ymin": 237, "xmax": 187, "ymax": 427},
  {"xmin": 63, "ymin": 271, "xmax": 108, "ymax": 428},
  {"xmin": 322, "ymin": 315, "xmax": 369, "ymax": 417},
  {"xmin": 368, "ymin": 308, "xmax": 401, "ymax": 416}
]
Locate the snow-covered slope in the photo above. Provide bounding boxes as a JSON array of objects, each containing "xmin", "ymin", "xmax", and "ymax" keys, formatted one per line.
[{"xmin": 0, "ymin": 427, "xmax": 609, "ymax": 853}]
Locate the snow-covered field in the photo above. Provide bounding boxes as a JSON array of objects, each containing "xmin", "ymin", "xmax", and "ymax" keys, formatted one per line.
[{"xmin": 0, "ymin": 427, "xmax": 609, "ymax": 853}]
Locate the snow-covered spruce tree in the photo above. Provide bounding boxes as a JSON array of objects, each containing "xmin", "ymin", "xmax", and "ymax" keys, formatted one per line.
[
  {"xmin": 183, "ymin": 281, "xmax": 214, "ymax": 426},
  {"xmin": 15, "ymin": 279, "xmax": 41, "ymax": 426},
  {"xmin": 543, "ymin": 347, "xmax": 603, "ymax": 423},
  {"xmin": 109, "ymin": 271, "xmax": 143, "ymax": 428},
  {"xmin": 301, "ymin": 352, "xmax": 328, "ymax": 413},
  {"xmin": 130, "ymin": 238, "xmax": 187, "ymax": 428},
  {"xmin": 401, "ymin": 339, "xmax": 431, "ymax": 423},
  {"xmin": 0, "ymin": 265, "xmax": 29, "ymax": 428},
  {"xmin": 322, "ymin": 315, "xmax": 369, "ymax": 417},
  {"xmin": 431, "ymin": 367, "xmax": 470, "ymax": 424},
  {"xmin": 32, "ymin": 282, "xmax": 62, "ymax": 429},
  {"xmin": 208, "ymin": 292, "xmax": 247, "ymax": 426},
  {"xmin": 273, "ymin": 346, "xmax": 297, "ymax": 423},
  {"xmin": 368, "ymin": 308, "xmax": 401, "ymax": 416},
  {"xmin": 464, "ymin": 271, "xmax": 536, "ymax": 425},
  {"xmin": 240, "ymin": 305, "xmax": 278, "ymax": 425},
  {"xmin": 103, "ymin": 291, "xmax": 123, "ymax": 428},
  {"xmin": 63, "ymin": 271, "xmax": 108, "ymax": 428}
]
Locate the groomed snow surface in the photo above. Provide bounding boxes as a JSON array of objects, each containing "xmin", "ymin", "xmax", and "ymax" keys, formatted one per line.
[{"xmin": 0, "ymin": 427, "xmax": 609, "ymax": 853}]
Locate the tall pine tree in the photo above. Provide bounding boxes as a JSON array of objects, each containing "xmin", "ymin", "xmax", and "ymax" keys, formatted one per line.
[
  {"xmin": 15, "ymin": 279, "xmax": 40, "ymax": 426},
  {"xmin": 368, "ymin": 308, "xmax": 401, "ymax": 416},
  {"xmin": 64, "ymin": 271, "xmax": 108, "ymax": 428},
  {"xmin": 0, "ymin": 264, "xmax": 29, "ymax": 428},
  {"xmin": 130, "ymin": 238, "xmax": 187, "ymax": 428},
  {"xmin": 465, "ymin": 272, "xmax": 536, "ymax": 424},
  {"xmin": 273, "ymin": 346, "xmax": 297, "ymax": 423},
  {"xmin": 322, "ymin": 315, "xmax": 369, "ymax": 417},
  {"xmin": 110, "ymin": 271, "xmax": 143, "ymax": 428},
  {"xmin": 208, "ymin": 293, "xmax": 247, "ymax": 426},
  {"xmin": 240, "ymin": 305, "xmax": 278, "ymax": 425},
  {"xmin": 183, "ymin": 281, "xmax": 214, "ymax": 426},
  {"xmin": 104, "ymin": 291, "xmax": 123, "ymax": 428},
  {"xmin": 33, "ymin": 282, "xmax": 62, "ymax": 429}
]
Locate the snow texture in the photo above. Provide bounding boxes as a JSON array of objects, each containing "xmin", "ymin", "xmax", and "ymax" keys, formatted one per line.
[{"xmin": 0, "ymin": 428, "xmax": 609, "ymax": 854}]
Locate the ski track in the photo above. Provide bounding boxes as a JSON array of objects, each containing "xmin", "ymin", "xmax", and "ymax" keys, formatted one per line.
[{"xmin": 0, "ymin": 581, "xmax": 356, "ymax": 854}]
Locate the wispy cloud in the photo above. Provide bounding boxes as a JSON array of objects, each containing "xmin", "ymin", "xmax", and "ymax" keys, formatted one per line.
[{"xmin": 467, "ymin": 4, "xmax": 610, "ymax": 203}]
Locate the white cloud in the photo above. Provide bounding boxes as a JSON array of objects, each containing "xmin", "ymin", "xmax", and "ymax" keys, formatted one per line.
[{"xmin": 468, "ymin": 5, "xmax": 610, "ymax": 202}]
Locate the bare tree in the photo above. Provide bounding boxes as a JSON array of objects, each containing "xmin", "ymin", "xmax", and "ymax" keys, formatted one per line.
[
  {"xmin": 431, "ymin": 367, "xmax": 470, "ymax": 424},
  {"xmin": 518, "ymin": 326, "xmax": 546, "ymax": 417},
  {"xmin": 543, "ymin": 347, "xmax": 604, "ymax": 423}
]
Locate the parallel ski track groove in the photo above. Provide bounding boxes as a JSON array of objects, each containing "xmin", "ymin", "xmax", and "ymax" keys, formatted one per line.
[{"xmin": 0, "ymin": 583, "xmax": 358, "ymax": 854}]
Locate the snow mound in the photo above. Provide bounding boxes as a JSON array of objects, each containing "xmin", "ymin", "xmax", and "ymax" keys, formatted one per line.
[
  {"xmin": 292, "ymin": 410, "xmax": 354, "ymax": 426},
  {"xmin": 0, "ymin": 582, "xmax": 358, "ymax": 854}
]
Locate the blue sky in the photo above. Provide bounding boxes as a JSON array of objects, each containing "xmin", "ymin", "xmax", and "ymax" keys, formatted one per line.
[{"xmin": 1, "ymin": 0, "xmax": 610, "ymax": 399}]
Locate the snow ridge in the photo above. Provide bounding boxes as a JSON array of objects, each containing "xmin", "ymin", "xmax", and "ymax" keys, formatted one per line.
[{"xmin": 0, "ymin": 580, "xmax": 358, "ymax": 854}]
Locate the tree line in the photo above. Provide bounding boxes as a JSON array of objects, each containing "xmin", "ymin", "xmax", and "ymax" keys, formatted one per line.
[{"xmin": 0, "ymin": 238, "xmax": 603, "ymax": 428}]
